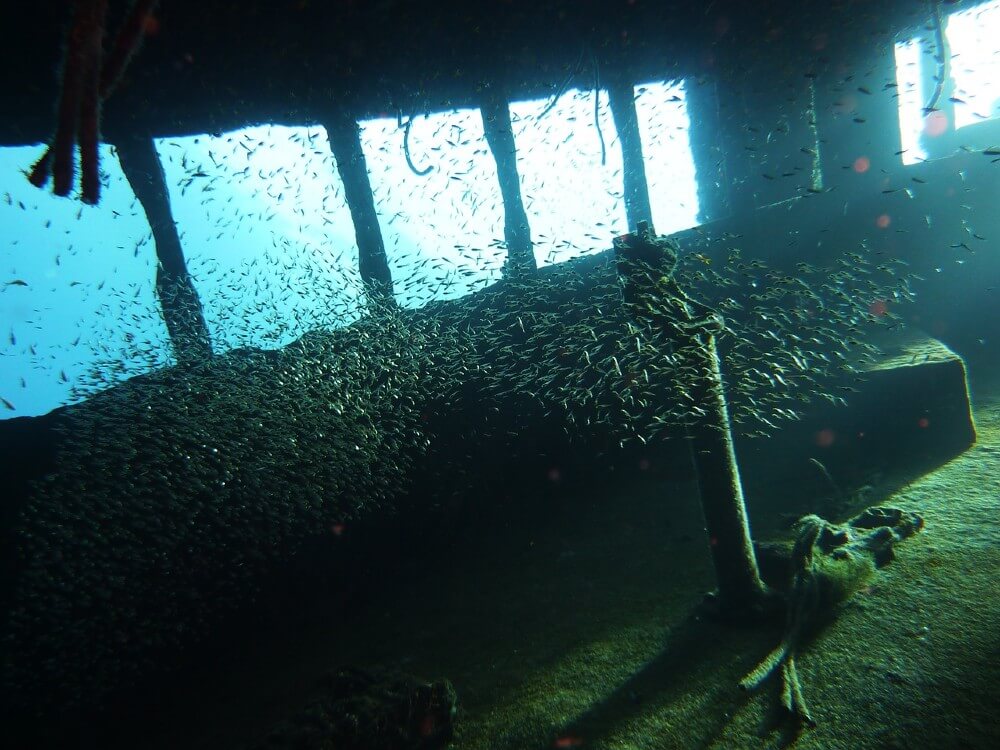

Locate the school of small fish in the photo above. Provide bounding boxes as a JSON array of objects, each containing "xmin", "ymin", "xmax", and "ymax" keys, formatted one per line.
[{"xmin": 3, "ymin": 215, "xmax": 917, "ymax": 713}]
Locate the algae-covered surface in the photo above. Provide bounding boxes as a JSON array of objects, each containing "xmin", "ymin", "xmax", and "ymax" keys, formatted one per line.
[
  {"xmin": 149, "ymin": 377, "xmax": 1000, "ymax": 750},
  {"xmin": 441, "ymin": 401, "xmax": 1000, "ymax": 750}
]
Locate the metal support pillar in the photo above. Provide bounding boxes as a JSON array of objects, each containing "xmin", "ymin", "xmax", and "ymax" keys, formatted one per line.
[
  {"xmin": 115, "ymin": 134, "xmax": 213, "ymax": 364},
  {"xmin": 606, "ymin": 76, "xmax": 652, "ymax": 231},
  {"xmin": 480, "ymin": 87, "xmax": 536, "ymax": 277},
  {"xmin": 322, "ymin": 113, "xmax": 395, "ymax": 305}
]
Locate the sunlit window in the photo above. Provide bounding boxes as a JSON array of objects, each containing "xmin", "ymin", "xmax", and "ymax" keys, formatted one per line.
[
  {"xmin": 2, "ymin": 82, "xmax": 699, "ymax": 416},
  {"xmin": 894, "ymin": 39, "xmax": 925, "ymax": 164},
  {"xmin": 0, "ymin": 145, "xmax": 171, "ymax": 418},
  {"xmin": 635, "ymin": 80, "xmax": 699, "ymax": 235},
  {"xmin": 363, "ymin": 83, "xmax": 698, "ymax": 302},
  {"xmin": 895, "ymin": 0, "xmax": 1000, "ymax": 164},
  {"xmin": 947, "ymin": 1, "xmax": 1000, "ymax": 128},
  {"xmin": 156, "ymin": 125, "xmax": 365, "ymax": 352},
  {"xmin": 510, "ymin": 88, "xmax": 627, "ymax": 266},
  {"xmin": 360, "ymin": 112, "xmax": 507, "ymax": 309}
]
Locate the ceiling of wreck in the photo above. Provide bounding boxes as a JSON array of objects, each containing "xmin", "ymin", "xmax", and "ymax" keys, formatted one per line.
[{"xmin": 1, "ymin": 0, "xmax": 931, "ymax": 145}]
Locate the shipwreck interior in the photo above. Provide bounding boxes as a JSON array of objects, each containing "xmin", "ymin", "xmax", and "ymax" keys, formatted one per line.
[{"xmin": 0, "ymin": 1, "xmax": 998, "ymax": 748}]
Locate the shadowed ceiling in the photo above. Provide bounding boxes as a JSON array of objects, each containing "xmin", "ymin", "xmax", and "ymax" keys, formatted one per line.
[{"xmin": 0, "ymin": 0, "xmax": 926, "ymax": 145}]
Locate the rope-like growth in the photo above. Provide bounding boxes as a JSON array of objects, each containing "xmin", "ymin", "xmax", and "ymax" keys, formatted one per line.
[
  {"xmin": 403, "ymin": 115, "xmax": 433, "ymax": 177},
  {"xmin": 536, "ymin": 45, "xmax": 588, "ymax": 121},
  {"xmin": 922, "ymin": 1, "xmax": 948, "ymax": 114},
  {"xmin": 592, "ymin": 53, "xmax": 607, "ymax": 166}
]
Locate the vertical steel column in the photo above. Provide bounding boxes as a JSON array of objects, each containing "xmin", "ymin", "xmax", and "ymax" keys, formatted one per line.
[
  {"xmin": 323, "ymin": 113, "xmax": 395, "ymax": 304},
  {"xmin": 116, "ymin": 135, "xmax": 213, "ymax": 364},
  {"xmin": 606, "ymin": 76, "xmax": 652, "ymax": 231},
  {"xmin": 480, "ymin": 88, "xmax": 536, "ymax": 277}
]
